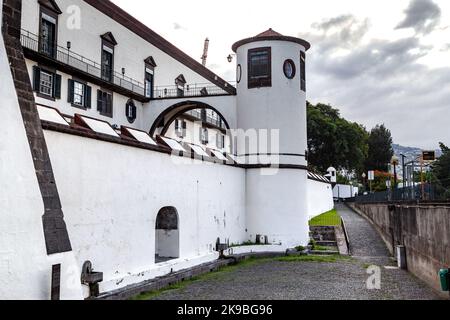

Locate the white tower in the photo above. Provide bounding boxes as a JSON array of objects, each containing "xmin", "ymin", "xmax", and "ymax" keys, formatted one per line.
[
  {"xmin": 232, "ymin": 29, "xmax": 311, "ymax": 247},
  {"xmin": 327, "ymin": 167, "xmax": 337, "ymax": 183}
]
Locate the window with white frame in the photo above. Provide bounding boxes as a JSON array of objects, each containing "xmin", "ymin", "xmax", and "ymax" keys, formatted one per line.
[
  {"xmin": 39, "ymin": 71, "xmax": 53, "ymax": 96},
  {"xmin": 32, "ymin": 66, "xmax": 61, "ymax": 100},
  {"xmin": 73, "ymin": 81, "xmax": 85, "ymax": 106},
  {"xmin": 200, "ymin": 127, "xmax": 209, "ymax": 145},
  {"xmin": 145, "ymin": 68, "xmax": 154, "ymax": 98},
  {"xmin": 68, "ymin": 79, "xmax": 91, "ymax": 108},
  {"xmin": 216, "ymin": 133, "xmax": 225, "ymax": 149},
  {"xmin": 175, "ymin": 119, "xmax": 187, "ymax": 138}
]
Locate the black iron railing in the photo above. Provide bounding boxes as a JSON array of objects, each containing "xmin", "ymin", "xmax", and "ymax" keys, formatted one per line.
[
  {"xmin": 184, "ymin": 109, "xmax": 227, "ymax": 129},
  {"xmin": 355, "ymin": 184, "xmax": 448, "ymax": 203},
  {"xmin": 20, "ymin": 29, "xmax": 146, "ymax": 96},
  {"xmin": 154, "ymin": 82, "xmax": 234, "ymax": 99}
]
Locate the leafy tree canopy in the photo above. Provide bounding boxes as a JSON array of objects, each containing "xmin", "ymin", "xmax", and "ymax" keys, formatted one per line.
[
  {"xmin": 307, "ymin": 102, "xmax": 368, "ymax": 174},
  {"xmin": 431, "ymin": 142, "xmax": 450, "ymax": 199},
  {"xmin": 364, "ymin": 124, "xmax": 394, "ymax": 172}
]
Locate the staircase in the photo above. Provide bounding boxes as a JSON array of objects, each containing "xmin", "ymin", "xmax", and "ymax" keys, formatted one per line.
[{"xmin": 309, "ymin": 226, "xmax": 348, "ymax": 255}]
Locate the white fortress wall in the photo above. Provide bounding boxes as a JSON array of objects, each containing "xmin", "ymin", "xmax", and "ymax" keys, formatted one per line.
[
  {"xmin": 0, "ymin": 1, "xmax": 83, "ymax": 299},
  {"xmin": 43, "ymin": 129, "xmax": 247, "ymax": 295},
  {"xmin": 307, "ymin": 179, "xmax": 334, "ymax": 220}
]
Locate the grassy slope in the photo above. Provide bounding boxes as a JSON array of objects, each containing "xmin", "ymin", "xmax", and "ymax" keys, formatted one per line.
[{"xmin": 309, "ymin": 209, "xmax": 341, "ymax": 226}]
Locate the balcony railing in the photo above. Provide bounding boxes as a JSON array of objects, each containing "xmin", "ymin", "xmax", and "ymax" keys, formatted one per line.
[
  {"xmin": 184, "ymin": 109, "xmax": 227, "ymax": 129},
  {"xmin": 20, "ymin": 29, "xmax": 146, "ymax": 97},
  {"xmin": 154, "ymin": 82, "xmax": 235, "ymax": 99}
]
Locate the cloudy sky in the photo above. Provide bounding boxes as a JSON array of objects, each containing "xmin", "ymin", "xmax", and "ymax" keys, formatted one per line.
[{"xmin": 111, "ymin": 0, "xmax": 450, "ymax": 149}]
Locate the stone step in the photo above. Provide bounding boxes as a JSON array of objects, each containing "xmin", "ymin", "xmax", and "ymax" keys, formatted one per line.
[
  {"xmin": 315, "ymin": 241, "xmax": 337, "ymax": 247},
  {"xmin": 309, "ymin": 250, "xmax": 340, "ymax": 256}
]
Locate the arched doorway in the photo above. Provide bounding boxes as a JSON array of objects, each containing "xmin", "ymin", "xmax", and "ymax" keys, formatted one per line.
[{"xmin": 155, "ymin": 207, "xmax": 179, "ymax": 263}]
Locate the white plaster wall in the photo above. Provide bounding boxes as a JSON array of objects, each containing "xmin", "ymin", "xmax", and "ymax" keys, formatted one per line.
[
  {"xmin": 307, "ymin": 180, "xmax": 334, "ymax": 220},
  {"xmin": 21, "ymin": 0, "xmax": 237, "ymax": 133},
  {"xmin": 26, "ymin": 59, "xmax": 147, "ymax": 130},
  {"xmin": 245, "ymin": 169, "xmax": 309, "ymax": 247},
  {"xmin": 0, "ymin": 6, "xmax": 82, "ymax": 299},
  {"xmin": 43, "ymin": 130, "xmax": 247, "ymax": 294},
  {"xmin": 236, "ymin": 40, "xmax": 307, "ymax": 166},
  {"xmin": 21, "ymin": 0, "xmax": 220, "ymax": 88},
  {"xmin": 333, "ymin": 184, "xmax": 359, "ymax": 199}
]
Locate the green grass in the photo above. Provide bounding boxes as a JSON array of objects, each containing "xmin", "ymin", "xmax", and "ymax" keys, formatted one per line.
[
  {"xmin": 131, "ymin": 257, "xmax": 267, "ymax": 300},
  {"xmin": 312, "ymin": 245, "xmax": 336, "ymax": 251},
  {"xmin": 309, "ymin": 209, "xmax": 341, "ymax": 226},
  {"xmin": 229, "ymin": 241, "xmax": 269, "ymax": 248}
]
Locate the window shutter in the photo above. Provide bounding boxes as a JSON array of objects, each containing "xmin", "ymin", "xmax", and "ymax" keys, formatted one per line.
[
  {"xmin": 32, "ymin": 66, "xmax": 41, "ymax": 92},
  {"xmin": 53, "ymin": 73, "xmax": 62, "ymax": 99},
  {"xmin": 97, "ymin": 90, "xmax": 103, "ymax": 112},
  {"xmin": 85, "ymin": 85, "xmax": 92, "ymax": 108},
  {"xmin": 106, "ymin": 93, "xmax": 113, "ymax": 116},
  {"xmin": 67, "ymin": 79, "xmax": 74, "ymax": 103}
]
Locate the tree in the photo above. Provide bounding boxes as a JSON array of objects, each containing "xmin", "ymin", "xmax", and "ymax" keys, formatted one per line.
[
  {"xmin": 307, "ymin": 102, "xmax": 368, "ymax": 174},
  {"xmin": 365, "ymin": 124, "xmax": 394, "ymax": 172},
  {"xmin": 431, "ymin": 143, "xmax": 450, "ymax": 199}
]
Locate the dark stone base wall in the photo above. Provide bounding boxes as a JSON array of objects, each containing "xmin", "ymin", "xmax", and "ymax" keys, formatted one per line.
[
  {"xmin": 350, "ymin": 203, "xmax": 450, "ymax": 294},
  {"xmin": 2, "ymin": 0, "xmax": 72, "ymax": 254}
]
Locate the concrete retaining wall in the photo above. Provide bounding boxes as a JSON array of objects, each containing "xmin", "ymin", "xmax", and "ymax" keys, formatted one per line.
[{"xmin": 351, "ymin": 203, "xmax": 450, "ymax": 294}]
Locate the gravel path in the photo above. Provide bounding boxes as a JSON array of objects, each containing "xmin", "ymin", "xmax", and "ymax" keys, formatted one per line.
[{"xmin": 151, "ymin": 204, "xmax": 442, "ymax": 300}]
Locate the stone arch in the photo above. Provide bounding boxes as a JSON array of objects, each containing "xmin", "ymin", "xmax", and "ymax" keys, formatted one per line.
[
  {"xmin": 155, "ymin": 207, "xmax": 179, "ymax": 263},
  {"xmin": 149, "ymin": 101, "xmax": 231, "ymax": 137}
]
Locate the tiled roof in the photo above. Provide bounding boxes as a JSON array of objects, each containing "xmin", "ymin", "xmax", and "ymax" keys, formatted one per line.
[{"xmin": 255, "ymin": 28, "xmax": 283, "ymax": 37}]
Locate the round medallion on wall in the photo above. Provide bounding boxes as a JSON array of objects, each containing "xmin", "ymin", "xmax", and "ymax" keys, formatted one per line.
[
  {"xmin": 283, "ymin": 59, "xmax": 296, "ymax": 79},
  {"xmin": 236, "ymin": 64, "xmax": 242, "ymax": 83},
  {"xmin": 126, "ymin": 99, "xmax": 137, "ymax": 124}
]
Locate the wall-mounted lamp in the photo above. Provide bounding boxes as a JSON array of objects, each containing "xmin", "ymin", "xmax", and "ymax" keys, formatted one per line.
[
  {"xmin": 227, "ymin": 54, "xmax": 236, "ymax": 63},
  {"xmin": 66, "ymin": 41, "xmax": 71, "ymax": 50},
  {"xmin": 122, "ymin": 68, "xmax": 126, "ymax": 76}
]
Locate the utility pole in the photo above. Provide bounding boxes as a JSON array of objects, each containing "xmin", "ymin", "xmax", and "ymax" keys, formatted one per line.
[
  {"xmin": 420, "ymin": 155, "xmax": 425, "ymax": 201},
  {"xmin": 400, "ymin": 154, "xmax": 407, "ymax": 200}
]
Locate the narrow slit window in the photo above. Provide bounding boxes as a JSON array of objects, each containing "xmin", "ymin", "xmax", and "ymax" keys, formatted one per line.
[{"xmin": 300, "ymin": 51, "xmax": 306, "ymax": 92}]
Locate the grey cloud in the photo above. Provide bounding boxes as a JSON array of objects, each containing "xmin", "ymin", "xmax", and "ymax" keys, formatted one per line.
[
  {"xmin": 305, "ymin": 15, "xmax": 370, "ymax": 51},
  {"xmin": 396, "ymin": 0, "xmax": 441, "ymax": 34},
  {"xmin": 312, "ymin": 14, "xmax": 355, "ymax": 31},
  {"xmin": 303, "ymin": 15, "xmax": 450, "ymax": 149},
  {"xmin": 173, "ymin": 22, "xmax": 186, "ymax": 30},
  {"xmin": 441, "ymin": 43, "xmax": 450, "ymax": 51}
]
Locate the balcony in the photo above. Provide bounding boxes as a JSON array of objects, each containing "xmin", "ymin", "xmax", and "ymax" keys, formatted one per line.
[
  {"xmin": 20, "ymin": 29, "xmax": 147, "ymax": 101},
  {"xmin": 154, "ymin": 82, "xmax": 235, "ymax": 100},
  {"xmin": 184, "ymin": 109, "xmax": 227, "ymax": 130}
]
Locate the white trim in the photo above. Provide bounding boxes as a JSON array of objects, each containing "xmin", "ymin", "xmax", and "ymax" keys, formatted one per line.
[
  {"xmin": 102, "ymin": 45, "xmax": 114, "ymax": 54},
  {"xmin": 41, "ymin": 13, "xmax": 56, "ymax": 24}
]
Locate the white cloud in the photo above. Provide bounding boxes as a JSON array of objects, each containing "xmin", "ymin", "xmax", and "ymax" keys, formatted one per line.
[{"xmin": 110, "ymin": 0, "xmax": 450, "ymax": 149}]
